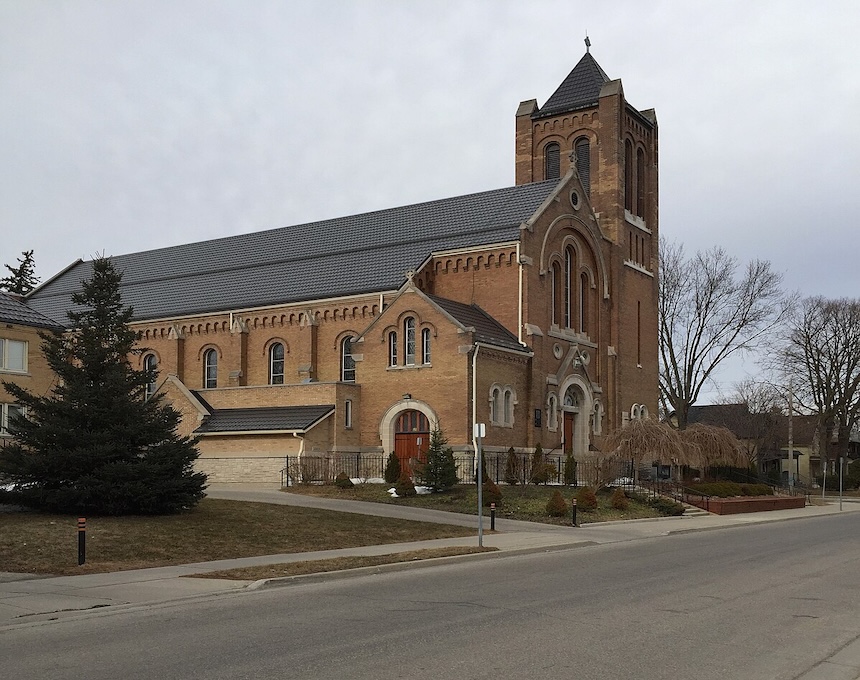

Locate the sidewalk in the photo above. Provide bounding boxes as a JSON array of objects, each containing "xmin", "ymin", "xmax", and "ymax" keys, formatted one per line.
[{"xmin": 2, "ymin": 487, "xmax": 858, "ymax": 630}]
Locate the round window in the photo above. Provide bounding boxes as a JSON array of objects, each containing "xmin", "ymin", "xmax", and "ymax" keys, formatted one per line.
[{"xmin": 570, "ymin": 191, "xmax": 581, "ymax": 209}]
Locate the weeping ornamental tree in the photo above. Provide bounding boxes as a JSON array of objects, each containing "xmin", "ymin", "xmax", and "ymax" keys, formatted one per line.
[
  {"xmin": 0, "ymin": 258, "xmax": 207, "ymax": 515},
  {"xmin": 602, "ymin": 418, "xmax": 745, "ymax": 481}
]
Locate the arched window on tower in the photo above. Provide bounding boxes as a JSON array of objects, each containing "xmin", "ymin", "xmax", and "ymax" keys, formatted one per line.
[
  {"xmin": 544, "ymin": 142, "xmax": 560, "ymax": 180},
  {"xmin": 203, "ymin": 348, "xmax": 217, "ymax": 388},
  {"xmin": 636, "ymin": 147, "xmax": 646, "ymax": 218},
  {"xmin": 550, "ymin": 261, "xmax": 561, "ymax": 326},
  {"xmin": 574, "ymin": 137, "xmax": 590, "ymax": 197},
  {"xmin": 624, "ymin": 139, "xmax": 634, "ymax": 213},
  {"xmin": 579, "ymin": 272, "xmax": 589, "ymax": 334},
  {"xmin": 340, "ymin": 336, "xmax": 355, "ymax": 382},
  {"xmin": 564, "ymin": 247, "xmax": 575, "ymax": 329}
]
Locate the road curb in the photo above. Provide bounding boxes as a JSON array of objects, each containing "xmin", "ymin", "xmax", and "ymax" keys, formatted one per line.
[{"xmin": 247, "ymin": 540, "xmax": 600, "ymax": 590}]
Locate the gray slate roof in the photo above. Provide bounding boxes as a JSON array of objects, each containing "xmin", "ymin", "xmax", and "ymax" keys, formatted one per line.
[
  {"xmin": 0, "ymin": 292, "xmax": 62, "ymax": 329},
  {"xmin": 194, "ymin": 404, "xmax": 334, "ymax": 434},
  {"xmin": 27, "ymin": 181, "xmax": 560, "ymax": 324},
  {"xmin": 536, "ymin": 52, "xmax": 611, "ymax": 119},
  {"xmin": 428, "ymin": 294, "xmax": 529, "ymax": 353}
]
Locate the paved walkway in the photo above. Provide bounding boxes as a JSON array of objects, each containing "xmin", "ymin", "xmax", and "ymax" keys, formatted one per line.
[{"xmin": 2, "ymin": 485, "xmax": 858, "ymax": 631}]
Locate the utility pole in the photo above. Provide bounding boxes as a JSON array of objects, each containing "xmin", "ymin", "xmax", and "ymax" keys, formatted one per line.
[{"xmin": 787, "ymin": 378, "xmax": 794, "ymax": 492}]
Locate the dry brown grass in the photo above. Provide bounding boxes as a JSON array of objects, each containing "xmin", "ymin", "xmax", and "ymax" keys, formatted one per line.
[
  {"xmin": 0, "ymin": 498, "xmax": 474, "ymax": 576},
  {"xmin": 193, "ymin": 546, "xmax": 497, "ymax": 580}
]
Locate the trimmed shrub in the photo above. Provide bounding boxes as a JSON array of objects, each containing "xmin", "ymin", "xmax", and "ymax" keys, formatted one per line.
[
  {"xmin": 395, "ymin": 469, "xmax": 416, "ymax": 497},
  {"xmin": 503, "ymin": 447, "xmax": 520, "ymax": 486},
  {"xmin": 384, "ymin": 452, "xmax": 401, "ymax": 485},
  {"xmin": 648, "ymin": 497, "xmax": 685, "ymax": 516},
  {"xmin": 688, "ymin": 482, "xmax": 773, "ymax": 497},
  {"xmin": 576, "ymin": 486, "xmax": 598, "ymax": 511},
  {"xmin": 482, "ymin": 478, "xmax": 503, "ymax": 506},
  {"xmin": 545, "ymin": 489, "xmax": 568, "ymax": 517},
  {"xmin": 334, "ymin": 471, "xmax": 354, "ymax": 489},
  {"xmin": 611, "ymin": 487, "xmax": 629, "ymax": 510}
]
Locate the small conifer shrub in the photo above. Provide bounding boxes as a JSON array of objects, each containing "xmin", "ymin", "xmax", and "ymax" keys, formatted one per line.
[
  {"xmin": 545, "ymin": 489, "xmax": 568, "ymax": 517},
  {"xmin": 611, "ymin": 487, "xmax": 629, "ymax": 510},
  {"xmin": 576, "ymin": 486, "xmax": 598, "ymax": 511},
  {"xmin": 482, "ymin": 478, "xmax": 503, "ymax": 506},
  {"xmin": 384, "ymin": 452, "xmax": 401, "ymax": 485},
  {"xmin": 395, "ymin": 469, "xmax": 416, "ymax": 497},
  {"xmin": 503, "ymin": 447, "xmax": 520, "ymax": 485},
  {"xmin": 334, "ymin": 471, "xmax": 354, "ymax": 489}
]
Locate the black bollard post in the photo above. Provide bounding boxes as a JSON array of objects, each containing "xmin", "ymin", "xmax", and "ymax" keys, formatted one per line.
[
  {"xmin": 490, "ymin": 502, "xmax": 496, "ymax": 531},
  {"xmin": 77, "ymin": 517, "xmax": 86, "ymax": 565},
  {"xmin": 571, "ymin": 498, "xmax": 578, "ymax": 527}
]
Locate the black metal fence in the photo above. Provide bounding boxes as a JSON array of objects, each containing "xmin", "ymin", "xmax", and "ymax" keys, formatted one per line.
[{"xmin": 281, "ymin": 452, "xmax": 637, "ymax": 488}]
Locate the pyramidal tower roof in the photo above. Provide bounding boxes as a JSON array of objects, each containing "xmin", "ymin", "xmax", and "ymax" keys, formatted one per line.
[{"xmin": 535, "ymin": 51, "xmax": 611, "ymax": 119}]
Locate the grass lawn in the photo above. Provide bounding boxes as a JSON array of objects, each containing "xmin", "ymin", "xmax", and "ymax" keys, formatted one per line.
[
  {"xmin": 286, "ymin": 483, "xmax": 670, "ymax": 524},
  {"xmin": 0, "ymin": 498, "xmax": 474, "ymax": 576}
]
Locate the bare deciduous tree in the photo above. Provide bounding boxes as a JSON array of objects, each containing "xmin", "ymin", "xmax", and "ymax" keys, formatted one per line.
[
  {"xmin": 659, "ymin": 240, "xmax": 791, "ymax": 430},
  {"xmin": 720, "ymin": 379, "xmax": 784, "ymax": 470},
  {"xmin": 779, "ymin": 297, "xmax": 860, "ymax": 472}
]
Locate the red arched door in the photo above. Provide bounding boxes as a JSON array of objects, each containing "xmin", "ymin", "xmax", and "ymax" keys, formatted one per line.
[{"xmin": 394, "ymin": 410, "xmax": 430, "ymax": 471}]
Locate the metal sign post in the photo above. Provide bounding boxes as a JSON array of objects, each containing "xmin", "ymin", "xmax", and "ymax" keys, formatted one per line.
[{"xmin": 474, "ymin": 423, "xmax": 485, "ymax": 547}]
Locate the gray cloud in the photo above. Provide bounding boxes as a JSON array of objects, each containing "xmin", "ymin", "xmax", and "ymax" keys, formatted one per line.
[{"xmin": 2, "ymin": 0, "xmax": 858, "ymax": 400}]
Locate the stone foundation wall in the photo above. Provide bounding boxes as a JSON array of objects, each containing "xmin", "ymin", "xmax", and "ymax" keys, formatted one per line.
[{"xmin": 196, "ymin": 456, "xmax": 287, "ymax": 485}]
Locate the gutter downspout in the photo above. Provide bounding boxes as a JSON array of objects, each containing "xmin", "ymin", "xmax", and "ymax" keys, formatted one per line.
[{"xmin": 517, "ymin": 242, "xmax": 524, "ymax": 345}]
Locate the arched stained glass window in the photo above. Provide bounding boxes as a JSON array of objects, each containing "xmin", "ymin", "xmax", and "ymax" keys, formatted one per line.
[
  {"xmin": 341, "ymin": 336, "xmax": 356, "ymax": 382},
  {"xmin": 269, "ymin": 342, "xmax": 285, "ymax": 385},
  {"xmin": 203, "ymin": 348, "xmax": 217, "ymax": 388}
]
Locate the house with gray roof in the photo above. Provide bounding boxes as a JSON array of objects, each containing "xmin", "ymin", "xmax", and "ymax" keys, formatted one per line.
[
  {"xmin": 21, "ymin": 47, "xmax": 660, "ymax": 484},
  {"xmin": 0, "ymin": 292, "xmax": 61, "ymax": 438}
]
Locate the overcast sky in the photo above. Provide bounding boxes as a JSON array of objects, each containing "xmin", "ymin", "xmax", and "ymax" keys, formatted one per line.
[{"xmin": 2, "ymin": 0, "xmax": 858, "ymax": 400}]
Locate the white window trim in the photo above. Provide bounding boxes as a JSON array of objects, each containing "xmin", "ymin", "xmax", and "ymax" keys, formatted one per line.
[{"xmin": 0, "ymin": 338, "xmax": 28, "ymax": 373}]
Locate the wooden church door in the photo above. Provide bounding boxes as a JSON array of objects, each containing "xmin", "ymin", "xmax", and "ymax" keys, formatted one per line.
[{"xmin": 394, "ymin": 410, "xmax": 430, "ymax": 471}]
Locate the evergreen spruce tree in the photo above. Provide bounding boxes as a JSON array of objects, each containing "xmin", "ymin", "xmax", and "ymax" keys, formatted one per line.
[
  {"xmin": 417, "ymin": 427, "xmax": 458, "ymax": 492},
  {"xmin": 563, "ymin": 453, "xmax": 578, "ymax": 486},
  {"xmin": 0, "ymin": 258, "xmax": 207, "ymax": 515},
  {"xmin": 0, "ymin": 250, "xmax": 40, "ymax": 295},
  {"xmin": 529, "ymin": 443, "xmax": 549, "ymax": 485}
]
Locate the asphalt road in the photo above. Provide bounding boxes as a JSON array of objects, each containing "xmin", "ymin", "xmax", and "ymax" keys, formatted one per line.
[{"xmin": 3, "ymin": 514, "xmax": 860, "ymax": 680}]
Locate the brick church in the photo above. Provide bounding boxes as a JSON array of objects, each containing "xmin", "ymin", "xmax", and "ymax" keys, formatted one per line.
[{"xmin": 19, "ymin": 48, "xmax": 659, "ymax": 484}]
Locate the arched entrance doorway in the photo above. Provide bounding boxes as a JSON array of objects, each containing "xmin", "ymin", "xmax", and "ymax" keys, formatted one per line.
[
  {"xmin": 394, "ymin": 409, "xmax": 430, "ymax": 471},
  {"xmin": 562, "ymin": 385, "xmax": 581, "ymax": 456}
]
